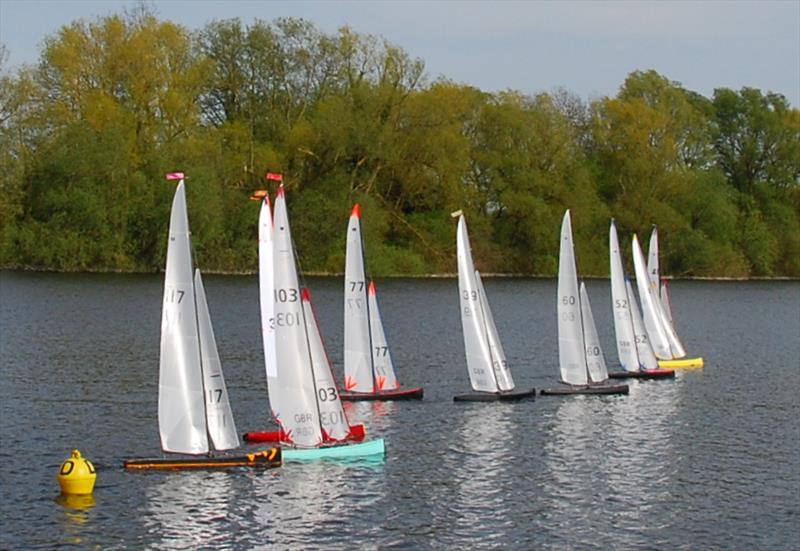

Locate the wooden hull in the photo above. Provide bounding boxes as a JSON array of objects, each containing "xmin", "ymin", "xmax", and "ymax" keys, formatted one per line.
[
  {"xmin": 244, "ymin": 424, "xmax": 366, "ymax": 443},
  {"xmin": 123, "ymin": 447, "xmax": 282, "ymax": 470},
  {"xmin": 608, "ymin": 368, "xmax": 675, "ymax": 380},
  {"xmin": 453, "ymin": 388, "xmax": 536, "ymax": 402},
  {"xmin": 658, "ymin": 357, "xmax": 704, "ymax": 369},
  {"xmin": 282, "ymin": 438, "xmax": 385, "ymax": 462},
  {"xmin": 540, "ymin": 384, "xmax": 629, "ymax": 396},
  {"xmin": 340, "ymin": 387, "xmax": 424, "ymax": 401}
]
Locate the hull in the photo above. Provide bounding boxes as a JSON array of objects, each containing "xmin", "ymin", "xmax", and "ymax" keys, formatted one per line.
[
  {"xmin": 453, "ymin": 388, "xmax": 536, "ymax": 402},
  {"xmin": 243, "ymin": 424, "xmax": 366, "ymax": 443},
  {"xmin": 658, "ymin": 357, "xmax": 704, "ymax": 369},
  {"xmin": 282, "ymin": 438, "xmax": 385, "ymax": 462},
  {"xmin": 608, "ymin": 368, "xmax": 675, "ymax": 380},
  {"xmin": 540, "ymin": 384, "xmax": 629, "ymax": 396},
  {"xmin": 123, "ymin": 447, "xmax": 281, "ymax": 470},
  {"xmin": 340, "ymin": 387, "xmax": 424, "ymax": 401}
]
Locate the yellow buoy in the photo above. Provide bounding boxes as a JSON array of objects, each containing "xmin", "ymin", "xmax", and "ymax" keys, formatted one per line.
[{"xmin": 57, "ymin": 449, "xmax": 96, "ymax": 495}]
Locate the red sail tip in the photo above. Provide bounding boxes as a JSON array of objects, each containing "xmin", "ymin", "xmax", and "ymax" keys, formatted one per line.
[
  {"xmin": 301, "ymin": 287, "xmax": 311, "ymax": 301},
  {"xmin": 368, "ymin": 280, "xmax": 376, "ymax": 296},
  {"xmin": 351, "ymin": 203, "xmax": 361, "ymax": 218},
  {"xmin": 165, "ymin": 172, "xmax": 185, "ymax": 181},
  {"xmin": 265, "ymin": 172, "xmax": 283, "ymax": 182},
  {"xmin": 276, "ymin": 184, "xmax": 285, "ymax": 197}
]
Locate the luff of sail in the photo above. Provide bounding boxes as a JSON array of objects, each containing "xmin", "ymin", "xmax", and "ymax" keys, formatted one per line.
[
  {"xmin": 456, "ymin": 215, "xmax": 502, "ymax": 392},
  {"xmin": 609, "ymin": 220, "xmax": 639, "ymax": 372},
  {"xmin": 368, "ymin": 281, "xmax": 400, "ymax": 391},
  {"xmin": 194, "ymin": 269, "xmax": 240, "ymax": 451},
  {"xmin": 271, "ymin": 186, "xmax": 325, "ymax": 448},
  {"xmin": 580, "ymin": 282, "xmax": 609, "ymax": 383},
  {"xmin": 343, "ymin": 204, "xmax": 374, "ymax": 393},
  {"xmin": 557, "ymin": 210, "xmax": 589, "ymax": 386},
  {"xmin": 258, "ymin": 195, "xmax": 277, "ymax": 382},
  {"xmin": 158, "ymin": 181, "xmax": 208, "ymax": 455}
]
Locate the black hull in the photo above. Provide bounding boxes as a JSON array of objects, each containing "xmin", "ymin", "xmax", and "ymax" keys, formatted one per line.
[
  {"xmin": 540, "ymin": 384, "xmax": 629, "ymax": 396},
  {"xmin": 453, "ymin": 388, "xmax": 537, "ymax": 402},
  {"xmin": 608, "ymin": 369, "xmax": 675, "ymax": 380}
]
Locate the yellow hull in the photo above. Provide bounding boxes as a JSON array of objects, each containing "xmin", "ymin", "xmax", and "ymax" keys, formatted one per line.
[{"xmin": 658, "ymin": 357, "xmax": 704, "ymax": 369}]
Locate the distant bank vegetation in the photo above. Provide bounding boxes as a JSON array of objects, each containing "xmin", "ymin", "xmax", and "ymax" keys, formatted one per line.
[{"xmin": 1, "ymin": 11, "xmax": 798, "ymax": 277}]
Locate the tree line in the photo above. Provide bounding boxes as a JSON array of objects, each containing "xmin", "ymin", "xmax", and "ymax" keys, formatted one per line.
[{"xmin": 1, "ymin": 12, "xmax": 798, "ymax": 277}]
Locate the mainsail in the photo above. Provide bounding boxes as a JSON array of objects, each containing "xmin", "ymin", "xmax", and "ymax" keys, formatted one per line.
[
  {"xmin": 557, "ymin": 210, "xmax": 589, "ymax": 386},
  {"xmin": 456, "ymin": 214, "xmax": 505, "ymax": 392}
]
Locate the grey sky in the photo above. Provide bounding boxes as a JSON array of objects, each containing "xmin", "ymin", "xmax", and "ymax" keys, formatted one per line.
[{"xmin": 1, "ymin": 0, "xmax": 798, "ymax": 105}]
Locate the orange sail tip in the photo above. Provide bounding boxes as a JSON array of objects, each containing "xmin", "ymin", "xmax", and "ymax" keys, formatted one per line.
[
  {"xmin": 165, "ymin": 172, "xmax": 185, "ymax": 181},
  {"xmin": 368, "ymin": 280, "xmax": 376, "ymax": 296},
  {"xmin": 301, "ymin": 287, "xmax": 311, "ymax": 301},
  {"xmin": 351, "ymin": 204, "xmax": 361, "ymax": 218},
  {"xmin": 250, "ymin": 189, "xmax": 268, "ymax": 201},
  {"xmin": 265, "ymin": 172, "xmax": 283, "ymax": 182}
]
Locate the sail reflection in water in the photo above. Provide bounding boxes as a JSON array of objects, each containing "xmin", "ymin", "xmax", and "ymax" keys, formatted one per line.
[
  {"xmin": 541, "ymin": 382, "xmax": 681, "ymax": 547},
  {"xmin": 250, "ymin": 462, "xmax": 384, "ymax": 547},
  {"xmin": 145, "ymin": 472, "xmax": 235, "ymax": 549},
  {"xmin": 445, "ymin": 404, "xmax": 516, "ymax": 547}
]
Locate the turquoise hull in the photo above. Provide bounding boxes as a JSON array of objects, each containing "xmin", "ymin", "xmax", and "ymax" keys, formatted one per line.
[{"xmin": 282, "ymin": 438, "xmax": 385, "ymax": 462}]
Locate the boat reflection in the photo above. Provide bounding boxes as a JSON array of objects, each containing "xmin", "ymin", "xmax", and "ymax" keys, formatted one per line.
[
  {"xmin": 144, "ymin": 470, "xmax": 235, "ymax": 548},
  {"xmin": 540, "ymin": 381, "xmax": 680, "ymax": 546},
  {"xmin": 342, "ymin": 399, "xmax": 397, "ymax": 435},
  {"xmin": 445, "ymin": 403, "xmax": 515, "ymax": 546},
  {"xmin": 250, "ymin": 461, "xmax": 383, "ymax": 547}
]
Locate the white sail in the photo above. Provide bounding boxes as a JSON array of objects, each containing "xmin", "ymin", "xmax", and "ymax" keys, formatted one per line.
[
  {"xmin": 302, "ymin": 289, "xmax": 351, "ymax": 441},
  {"xmin": 660, "ymin": 279, "xmax": 674, "ymax": 327},
  {"xmin": 368, "ymin": 281, "xmax": 400, "ymax": 391},
  {"xmin": 194, "ymin": 269, "xmax": 240, "ymax": 451},
  {"xmin": 270, "ymin": 186, "xmax": 324, "ymax": 448},
  {"xmin": 258, "ymin": 196, "xmax": 277, "ymax": 381},
  {"xmin": 580, "ymin": 282, "xmax": 609, "ymax": 383},
  {"xmin": 654, "ymin": 291, "xmax": 687, "ymax": 358},
  {"xmin": 647, "ymin": 226, "xmax": 661, "ymax": 293},
  {"xmin": 609, "ymin": 221, "xmax": 639, "ymax": 372},
  {"xmin": 646, "ymin": 227, "xmax": 685, "ymax": 357},
  {"xmin": 475, "ymin": 270, "xmax": 515, "ymax": 391},
  {"xmin": 456, "ymin": 215, "xmax": 501, "ymax": 392},
  {"xmin": 626, "ymin": 279, "xmax": 659, "ymax": 371},
  {"xmin": 158, "ymin": 181, "xmax": 208, "ymax": 455},
  {"xmin": 557, "ymin": 210, "xmax": 589, "ymax": 386},
  {"xmin": 631, "ymin": 234, "xmax": 672, "ymax": 359},
  {"xmin": 343, "ymin": 204, "xmax": 374, "ymax": 393}
]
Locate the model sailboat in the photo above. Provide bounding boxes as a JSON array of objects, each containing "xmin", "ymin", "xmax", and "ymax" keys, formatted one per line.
[
  {"xmin": 453, "ymin": 212, "xmax": 535, "ymax": 401},
  {"xmin": 606, "ymin": 220, "xmax": 674, "ymax": 380},
  {"xmin": 632, "ymin": 231, "xmax": 703, "ymax": 370},
  {"xmin": 245, "ymin": 181, "xmax": 384, "ymax": 461},
  {"xmin": 644, "ymin": 227, "xmax": 704, "ymax": 369},
  {"xmin": 340, "ymin": 204, "xmax": 423, "ymax": 401},
  {"xmin": 541, "ymin": 211, "xmax": 628, "ymax": 396},
  {"xmin": 125, "ymin": 174, "xmax": 281, "ymax": 470}
]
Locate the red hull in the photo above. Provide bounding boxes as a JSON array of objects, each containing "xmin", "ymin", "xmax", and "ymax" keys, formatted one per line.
[{"xmin": 339, "ymin": 387, "xmax": 424, "ymax": 401}]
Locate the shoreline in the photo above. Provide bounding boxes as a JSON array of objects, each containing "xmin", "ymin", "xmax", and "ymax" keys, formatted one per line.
[{"xmin": 1, "ymin": 266, "xmax": 798, "ymax": 282}]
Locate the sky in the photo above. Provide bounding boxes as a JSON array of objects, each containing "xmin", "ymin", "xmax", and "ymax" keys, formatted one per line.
[{"xmin": 1, "ymin": 0, "xmax": 798, "ymax": 106}]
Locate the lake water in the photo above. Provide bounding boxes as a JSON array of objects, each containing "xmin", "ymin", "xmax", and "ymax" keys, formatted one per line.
[{"xmin": 1, "ymin": 271, "xmax": 798, "ymax": 549}]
